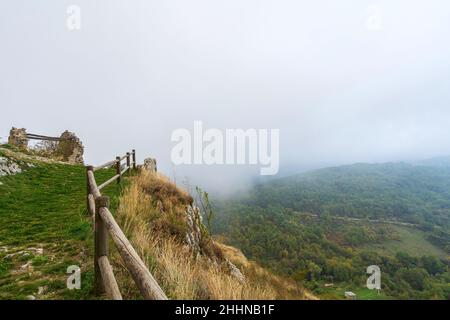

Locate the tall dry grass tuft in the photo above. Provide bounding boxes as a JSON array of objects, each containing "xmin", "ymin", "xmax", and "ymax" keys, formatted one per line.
[{"xmin": 112, "ymin": 170, "xmax": 313, "ymax": 300}]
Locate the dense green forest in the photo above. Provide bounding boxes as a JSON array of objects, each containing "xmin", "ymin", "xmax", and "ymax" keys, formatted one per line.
[
  {"xmin": 244, "ymin": 163, "xmax": 450, "ymax": 227},
  {"xmin": 213, "ymin": 162, "xmax": 450, "ymax": 299}
]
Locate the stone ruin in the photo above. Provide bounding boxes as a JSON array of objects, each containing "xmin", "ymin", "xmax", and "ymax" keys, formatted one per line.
[
  {"xmin": 7, "ymin": 127, "xmax": 84, "ymax": 164},
  {"xmin": 56, "ymin": 130, "xmax": 84, "ymax": 164},
  {"xmin": 8, "ymin": 128, "xmax": 28, "ymax": 149}
]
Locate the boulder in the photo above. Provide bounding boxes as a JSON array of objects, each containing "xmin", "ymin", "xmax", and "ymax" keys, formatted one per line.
[{"xmin": 143, "ymin": 158, "xmax": 158, "ymax": 173}]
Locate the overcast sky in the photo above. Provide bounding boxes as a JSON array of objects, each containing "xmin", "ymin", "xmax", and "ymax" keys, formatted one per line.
[{"xmin": 1, "ymin": 1, "xmax": 450, "ymax": 193}]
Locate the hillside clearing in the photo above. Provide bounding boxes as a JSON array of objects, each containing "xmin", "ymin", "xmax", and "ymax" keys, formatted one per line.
[{"xmin": 361, "ymin": 225, "xmax": 447, "ymax": 258}]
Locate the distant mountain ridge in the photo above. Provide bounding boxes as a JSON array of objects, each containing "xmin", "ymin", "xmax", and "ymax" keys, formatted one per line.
[
  {"xmin": 240, "ymin": 161, "xmax": 450, "ymax": 227},
  {"xmin": 410, "ymin": 155, "xmax": 450, "ymax": 168}
]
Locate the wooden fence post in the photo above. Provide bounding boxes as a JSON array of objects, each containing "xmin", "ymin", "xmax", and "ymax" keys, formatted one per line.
[
  {"xmin": 126, "ymin": 152, "xmax": 131, "ymax": 176},
  {"xmin": 95, "ymin": 196, "xmax": 110, "ymax": 293},
  {"xmin": 132, "ymin": 149, "xmax": 136, "ymax": 171},
  {"xmin": 115, "ymin": 156, "xmax": 121, "ymax": 184},
  {"xmin": 86, "ymin": 165, "xmax": 93, "ymax": 210},
  {"xmin": 86, "ymin": 165, "xmax": 96, "ymax": 223}
]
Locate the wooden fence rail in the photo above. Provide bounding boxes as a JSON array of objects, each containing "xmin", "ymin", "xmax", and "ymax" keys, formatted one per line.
[
  {"xmin": 26, "ymin": 133, "xmax": 66, "ymax": 142},
  {"xmin": 86, "ymin": 149, "xmax": 167, "ymax": 300}
]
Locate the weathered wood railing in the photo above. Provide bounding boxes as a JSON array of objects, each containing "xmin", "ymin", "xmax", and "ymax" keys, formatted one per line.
[
  {"xmin": 86, "ymin": 150, "xmax": 167, "ymax": 300},
  {"xmin": 26, "ymin": 133, "xmax": 65, "ymax": 141}
]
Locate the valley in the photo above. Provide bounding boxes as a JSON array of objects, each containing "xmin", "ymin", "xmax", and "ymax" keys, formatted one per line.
[{"xmin": 213, "ymin": 161, "xmax": 450, "ymax": 299}]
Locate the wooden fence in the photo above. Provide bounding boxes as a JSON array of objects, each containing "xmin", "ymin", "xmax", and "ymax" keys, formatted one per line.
[
  {"xmin": 26, "ymin": 133, "xmax": 65, "ymax": 142},
  {"xmin": 86, "ymin": 150, "xmax": 167, "ymax": 300}
]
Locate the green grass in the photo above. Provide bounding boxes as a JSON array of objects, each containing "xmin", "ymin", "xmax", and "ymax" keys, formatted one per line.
[
  {"xmin": 313, "ymin": 282, "xmax": 392, "ymax": 300},
  {"xmin": 0, "ymin": 150, "xmax": 126, "ymax": 300},
  {"xmin": 361, "ymin": 225, "xmax": 447, "ymax": 258},
  {"xmin": 353, "ymin": 288, "xmax": 390, "ymax": 300}
]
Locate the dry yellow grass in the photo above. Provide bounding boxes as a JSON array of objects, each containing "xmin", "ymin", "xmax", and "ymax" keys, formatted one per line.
[{"xmin": 112, "ymin": 170, "xmax": 316, "ymax": 300}]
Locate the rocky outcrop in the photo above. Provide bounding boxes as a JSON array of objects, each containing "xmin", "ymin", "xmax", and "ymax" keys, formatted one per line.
[
  {"xmin": 184, "ymin": 204, "xmax": 246, "ymax": 283},
  {"xmin": 56, "ymin": 131, "xmax": 84, "ymax": 164},
  {"xmin": 143, "ymin": 158, "xmax": 158, "ymax": 173},
  {"xmin": 226, "ymin": 259, "xmax": 246, "ymax": 283},
  {"xmin": 0, "ymin": 157, "xmax": 22, "ymax": 177},
  {"xmin": 185, "ymin": 205, "xmax": 202, "ymax": 253},
  {"xmin": 8, "ymin": 128, "xmax": 28, "ymax": 149}
]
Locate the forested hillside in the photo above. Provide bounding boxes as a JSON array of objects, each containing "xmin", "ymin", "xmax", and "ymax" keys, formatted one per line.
[
  {"xmin": 242, "ymin": 163, "xmax": 450, "ymax": 227},
  {"xmin": 213, "ymin": 162, "xmax": 450, "ymax": 299}
]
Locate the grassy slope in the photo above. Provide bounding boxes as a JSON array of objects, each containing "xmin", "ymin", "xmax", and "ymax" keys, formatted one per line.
[
  {"xmin": 0, "ymin": 147, "xmax": 122, "ymax": 299},
  {"xmin": 112, "ymin": 170, "xmax": 315, "ymax": 300},
  {"xmin": 361, "ymin": 225, "xmax": 447, "ymax": 258},
  {"xmin": 317, "ymin": 283, "xmax": 391, "ymax": 300}
]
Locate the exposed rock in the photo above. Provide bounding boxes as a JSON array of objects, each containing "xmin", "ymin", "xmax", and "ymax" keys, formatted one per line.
[
  {"xmin": 8, "ymin": 127, "xmax": 28, "ymax": 149},
  {"xmin": 4, "ymin": 247, "xmax": 43, "ymax": 259},
  {"xmin": 0, "ymin": 146, "xmax": 68, "ymax": 165},
  {"xmin": 20, "ymin": 262, "xmax": 32, "ymax": 271},
  {"xmin": 0, "ymin": 156, "xmax": 22, "ymax": 177},
  {"xmin": 21, "ymin": 252, "xmax": 31, "ymax": 259},
  {"xmin": 26, "ymin": 295, "xmax": 36, "ymax": 300},
  {"xmin": 225, "ymin": 259, "xmax": 246, "ymax": 283},
  {"xmin": 143, "ymin": 158, "xmax": 158, "ymax": 173},
  {"xmin": 37, "ymin": 286, "xmax": 47, "ymax": 295},
  {"xmin": 56, "ymin": 131, "xmax": 84, "ymax": 164},
  {"xmin": 185, "ymin": 205, "xmax": 202, "ymax": 253}
]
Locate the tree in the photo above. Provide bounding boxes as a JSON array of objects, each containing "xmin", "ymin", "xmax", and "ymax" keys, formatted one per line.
[
  {"xmin": 397, "ymin": 268, "xmax": 428, "ymax": 291},
  {"xmin": 421, "ymin": 256, "xmax": 446, "ymax": 275},
  {"xmin": 195, "ymin": 186, "xmax": 214, "ymax": 233}
]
